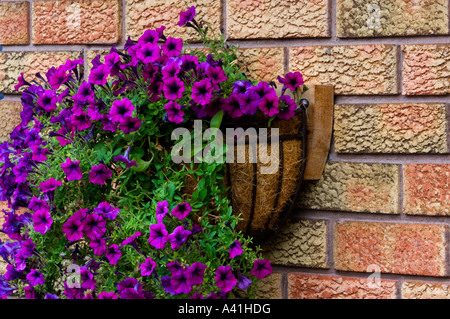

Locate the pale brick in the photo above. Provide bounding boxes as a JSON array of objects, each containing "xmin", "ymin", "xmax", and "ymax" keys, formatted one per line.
[
  {"xmin": 126, "ymin": 0, "xmax": 221, "ymax": 42},
  {"xmin": 32, "ymin": 0, "xmax": 121, "ymax": 44},
  {"xmin": 227, "ymin": 0, "xmax": 330, "ymax": 39},
  {"xmin": 290, "ymin": 45, "xmax": 398, "ymax": 95},
  {"xmin": 0, "ymin": 101, "xmax": 22, "ymax": 143},
  {"xmin": 403, "ymin": 164, "xmax": 450, "ymax": 216},
  {"xmin": 297, "ymin": 162, "xmax": 400, "ymax": 214},
  {"xmin": 334, "ymin": 221, "xmax": 448, "ymax": 276},
  {"xmin": 0, "ymin": 51, "xmax": 82, "ymax": 94},
  {"xmin": 288, "ymin": 273, "xmax": 398, "ymax": 299},
  {"xmin": 337, "ymin": 0, "xmax": 449, "ymax": 37},
  {"xmin": 255, "ymin": 272, "xmax": 282, "ymax": 299},
  {"xmin": 402, "ymin": 281, "xmax": 450, "ymax": 299},
  {"xmin": 237, "ymin": 47, "xmax": 285, "ymax": 83},
  {"xmin": 402, "ymin": 44, "xmax": 450, "ymax": 95},
  {"xmin": 262, "ymin": 219, "xmax": 328, "ymax": 268},
  {"xmin": 0, "ymin": 2, "xmax": 29, "ymax": 45},
  {"xmin": 334, "ymin": 103, "xmax": 448, "ymax": 154}
]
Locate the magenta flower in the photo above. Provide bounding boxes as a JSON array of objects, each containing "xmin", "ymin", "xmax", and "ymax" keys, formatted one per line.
[
  {"xmin": 238, "ymin": 90, "xmax": 260, "ymax": 115},
  {"xmin": 105, "ymin": 244, "xmax": 121, "ymax": 265},
  {"xmin": 148, "ymin": 223, "xmax": 168, "ymax": 249},
  {"xmin": 26, "ymin": 269, "xmax": 45, "ymax": 286},
  {"xmin": 191, "ymin": 78, "xmax": 213, "ymax": 105},
  {"xmin": 48, "ymin": 67, "xmax": 70, "ymax": 90},
  {"xmin": 30, "ymin": 145, "xmax": 49, "ymax": 162},
  {"xmin": 233, "ymin": 80, "xmax": 252, "ymax": 95},
  {"xmin": 39, "ymin": 178, "xmax": 62, "ymax": 193},
  {"xmin": 171, "ymin": 202, "xmax": 191, "ymax": 220},
  {"xmin": 206, "ymin": 66, "xmax": 227, "ymax": 84},
  {"xmin": 277, "ymin": 95, "xmax": 297, "ymax": 120},
  {"xmin": 161, "ymin": 37, "xmax": 183, "ymax": 57},
  {"xmin": 119, "ymin": 116, "xmax": 142, "ymax": 134},
  {"xmin": 229, "ymin": 240, "xmax": 243, "ymax": 259},
  {"xmin": 70, "ymin": 110, "xmax": 92, "ymax": 131},
  {"xmin": 138, "ymin": 29, "xmax": 159, "ymax": 45},
  {"xmin": 89, "ymin": 236, "xmax": 106, "ymax": 256},
  {"xmin": 222, "ymin": 94, "xmax": 243, "ymax": 118},
  {"xmin": 94, "ymin": 201, "xmax": 119, "ymax": 220},
  {"xmin": 82, "ymin": 213, "xmax": 106, "ymax": 240},
  {"xmin": 156, "ymin": 200, "xmax": 169, "ymax": 223},
  {"xmin": 186, "ymin": 262, "xmax": 207, "ymax": 286},
  {"xmin": 80, "ymin": 267, "xmax": 96, "ymax": 290},
  {"xmin": 136, "ymin": 43, "xmax": 160, "ymax": 64},
  {"xmin": 28, "ymin": 197, "xmax": 49, "ymax": 213},
  {"xmin": 164, "ymin": 101, "xmax": 184, "ymax": 124},
  {"xmin": 61, "ymin": 158, "xmax": 82, "ymax": 181},
  {"xmin": 162, "ymin": 58, "xmax": 182, "ymax": 80},
  {"xmin": 73, "ymin": 81, "xmax": 94, "ymax": 102},
  {"xmin": 101, "ymin": 114, "xmax": 118, "ymax": 132},
  {"xmin": 215, "ymin": 265, "xmax": 237, "ymax": 292},
  {"xmin": 163, "ymin": 77, "xmax": 185, "ymax": 100},
  {"xmin": 168, "ymin": 225, "xmax": 191, "ymax": 250},
  {"xmin": 14, "ymin": 72, "xmax": 31, "ymax": 91},
  {"xmin": 171, "ymin": 270, "xmax": 192, "ymax": 295},
  {"xmin": 178, "ymin": 6, "xmax": 196, "ymax": 27},
  {"xmin": 258, "ymin": 93, "xmax": 279, "ymax": 117},
  {"xmin": 140, "ymin": 257, "xmax": 157, "ymax": 276},
  {"xmin": 89, "ymin": 164, "xmax": 112, "ymax": 185},
  {"xmin": 18, "ymin": 238, "xmax": 35, "ymax": 258},
  {"xmin": 277, "ymin": 71, "xmax": 304, "ymax": 91},
  {"xmin": 121, "ymin": 231, "xmax": 141, "ymax": 248},
  {"xmin": 237, "ymin": 272, "xmax": 252, "ymax": 290},
  {"xmin": 114, "ymin": 155, "xmax": 137, "ymax": 168},
  {"xmin": 110, "ymin": 98, "xmax": 135, "ymax": 123},
  {"xmin": 32, "ymin": 210, "xmax": 53, "ymax": 235},
  {"xmin": 99, "ymin": 291, "xmax": 119, "ymax": 299},
  {"xmin": 167, "ymin": 261, "xmax": 183, "ymax": 276},
  {"xmin": 88, "ymin": 64, "xmax": 110, "ymax": 86},
  {"xmin": 251, "ymin": 259, "xmax": 272, "ymax": 279},
  {"xmin": 37, "ymin": 90, "xmax": 58, "ymax": 112},
  {"xmin": 104, "ymin": 52, "xmax": 121, "ymax": 76},
  {"xmin": 251, "ymin": 81, "xmax": 274, "ymax": 98},
  {"xmin": 63, "ymin": 215, "xmax": 84, "ymax": 241}
]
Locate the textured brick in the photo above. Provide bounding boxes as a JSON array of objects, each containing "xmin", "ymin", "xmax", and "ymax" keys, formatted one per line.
[
  {"xmin": 32, "ymin": 0, "xmax": 121, "ymax": 44},
  {"xmin": 262, "ymin": 219, "xmax": 327, "ymax": 268},
  {"xmin": 290, "ymin": 45, "xmax": 398, "ymax": 95},
  {"xmin": 126, "ymin": 0, "xmax": 221, "ymax": 42},
  {"xmin": 0, "ymin": 2, "xmax": 29, "ymax": 45},
  {"xmin": 403, "ymin": 164, "xmax": 450, "ymax": 216},
  {"xmin": 337, "ymin": 0, "xmax": 449, "ymax": 37},
  {"xmin": 254, "ymin": 272, "xmax": 282, "ymax": 299},
  {"xmin": 288, "ymin": 273, "xmax": 397, "ymax": 299},
  {"xmin": 402, "ymin": 281, "xmax": 450, "ymax": 299},
  {"xmin": 334, "ymin": 103, "xmax": 448, "ymax": 154},
  {"xmin": 237, "ymin": 47, "xmax": 285, "ymax": 83},
  {"xmin": 0, "ymin": 101, "xmax": 22, "ymax": 143},
  {"xmin": 227, "ymin": 0, "xmax": 329, "ymax": 39},
  {"xmin": 297, "ymin": 162, "xmax": 400, "ymax": 214},
  {"xmin": 402, "ymin": 44, "xmax": 450, "ymax": 95},
  {"xmin": 334, "ymin": 221, "xmax": 448, "ymax": 277},
  {"xmin": 0, "ymin": 51, "xmax": 82, "ymax": 94}
]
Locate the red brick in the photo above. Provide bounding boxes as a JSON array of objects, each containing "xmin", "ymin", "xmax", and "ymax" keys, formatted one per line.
[
  {"xmin": 403, "ymin": 164, "xmax": 450, "ymax": 215},
  {"xmin": 32, "ymin": 0, "xmax": 121, "ymax": 44},
  {"xmin": 334, "ymin": 221, "xmax": 448, "ymax": 277},
  {"xmin": 0, "ymin": 2, "xmax": 29, "ymax": 45},
  {"xmin": 288, "ymin": 273, "xmax": 398, "ymax": 299}
]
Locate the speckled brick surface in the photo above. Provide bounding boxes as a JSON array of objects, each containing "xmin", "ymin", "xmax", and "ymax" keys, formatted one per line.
[
  {"xmin": 236, "ymin": 47, "xmax": 285, "ymax": 83},
  {"xmin": 0, "ymin": 2, "xmax": 29, "ymax": 45}
]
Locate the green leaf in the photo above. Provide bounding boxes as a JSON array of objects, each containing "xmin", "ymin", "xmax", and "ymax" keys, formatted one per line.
[
  {"xmin": 131, "ymin": 158, "xmax": 151, "ymax": 172},
  {"xmin": 210, "ymin": 110, "xmax": 223, "ymax": 129}
]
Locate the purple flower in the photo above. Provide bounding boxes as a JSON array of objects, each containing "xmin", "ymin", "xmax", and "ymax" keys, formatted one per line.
[
  {"xmin": 105, "ymin": 244, "xmax": 121, "ymax": 265},
  {"xmin": 140, "ymin": 257, "xmax": 157, "ymax": 276},
  {"xmin": 63, "ymin": 215, "xmax": 84, "ymax": 241},
  {"xmin": 110, "ymin": 98, "xmax": 135, "ymax": 123},
  {"xmin": 119, "ymin": 116, "xmax": 141, "ymax": 135},
  {"xmin": 229, "ymin": 240, "xmax": 243, "ymax": 259},
  {"xmin": 163, "ymin": 77, "xmax": 185, "ymax": 100},
  {"xmin": 121, "ymin": 231, "xmax": 141, "ymax": 248},
  {"xmin": 171, "ymin": 270, "xmax": 192, "ymax": 295},
  {"xmin": 37, "ymin": 90, "xmax": 58, "ymax": 112},
  {"xmin": 277, "ymin": 71, "xmax": 304, "ymax": 91},
  {"xmin": 168, "ymin": 225, "xmax": 191, "ymax": 250},
  {"xmin": 164, "ymin": 101, "xmax": 184, "ymax": 124},
  {"xmin": 104, "ymin": 52, "xmax": 121, "ymax": 76},
  {"xmin": 215, "ymin": 265, "xmax": 237, "ymax": 293},
  {"xmin": 251, "ymin": 259, "xmax": 272, "ymax": 279},
  {"xmin": 237, "ymin": 273, "xmax": 252, "ymax": 290},
  {"xmin": 136, "ymin": 43, "xmax": 160, "ymax": 64},
  {"xmin": 138, "ymin": 29, "xmax": 159, "ymax": 46},
  {"xmin": 89, "ymin": 236, "xmax": 106, "ymax": 256},
  {"xmin": 114, "ymin": 155, "xmax": 137, "ymax": 168},
  {"xmin": 45, "ymin": 294, "xmax": 59, "ymax": 299},
  {"xmin": 251, "ymin": 81, "xmax": 274, "ymax": 98},
  {"xmin": 89, "ymin": 164, "xmax": 112, "ymax": 185},
  {"xmin": 171, "ymin": 203, "xmax": 191, "ymax": 220},
  {"xmin": 162, "ymin": 37, "xmax": 183, "ymax": 57},
  {"xmin": 73, "ymin": 81, "xmax": 94, "ymax": 102},
  {"xmin": 28, "ymin": 197, "xmax": 50, "ymax": 213},
  {"xmin": 48, "ymin": 67, "xmax": 70, "ymax": 90},
  {"xmin": 181, "ymin": 55, "xmax": 198, "ymax": 72},
  {"xmin": 206, "ymin": 66, "xmax": 227, "ymax": 84},
  {"xmin": 118, "ymin": 278, "xmax": 144, "ymax": 299},
  {"xmin": 161, "ymin": 275, "xmax": 176, "ymax": 295},
  {"xmin": 82, "ymin": 213, "xmax": 106, "ymax": 240},
  {"xmin": 30, "ymin": 145, "xmax": 49, "ymax": 162},
  {"xmin": 156, "ymin": 200, "xmax": 169, "ymax": 223},
  {"xmin": 88, "ymin": 64, "xmax": 110, "ymax": 86},
  {"xmin": 191, "ymin": 78, "xmax": 213, "ymax": 105},
  {"xmin": 167, "ymin": 261, "xmax": 183, "ymax": 276},
  {"xmin": 186, "ymin": 262, "xmax": 207, "ymax": 286},
  {"xmin": 162, "ymin": 58, "xmax": 182, "ymax": 80},
  {"xmin": 18, "ymin": 238, "xmax": 35, "ymax": 258},
  {"xmin": 99, "ymin": 291, "xmax": 118, "ymax": 299},
  {"xmin": 61, "ymin": 158, "xmax": 82, "ymax": 181},
  {"xmin": 233, "ymin": 80, "xmax": 252, "ymax": 95},
  {"xmin": 258, "ymin": 93, "xmax": 279, "ymax": 117},
  {"xmin": 101, "ymin": 114, "xmax": 118, "ymax": 132},
  {"xmin": 178, "ymin": 6, "xmax": 196, "ymax": 27},
  {"xmin": 93, "ymin": 201, "xmax": 119, "ymax": 220},
  {"xmin": 32, "ymin": 210, "xmax": 53, "ymax": 235},
  {"xmin": 222, "ymin": 94, "xmax": 243, "ymax": 118},
  {"xmin": 71, "ymin": 110, "xmax": 92, "ymax": 131},
  {"xmin": 80, "ymin": 267, "xmax": 96, "ymax": 290},
  {"xmin": 238, "ymin": 90, "xmax": 260, "ymax": 115},
  {"xmin": 148, "ymin": 223, "xmax": 168, "ymax": 249},
  {"xmin": 14, "ymin": 73, "xmax": 31, "ymax": 92},
  {"xmin": 26, "ymin": 269, "xmax": 45, "ymax": 286}
]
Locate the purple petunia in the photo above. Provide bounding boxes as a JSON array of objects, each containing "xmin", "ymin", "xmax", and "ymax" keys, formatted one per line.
[
  {"xmin": 114, "ymin": 155, "xmax": 137, "ymax": 168},
  {"xmin": 229, "ymin": 240, "xmax": 243, "ymax": 259},
  {"xmin": 206, "ymin": 66, "xmax": 227, "ymax": 84},
  {"xmin": 156, "ymin": 200, "xmax": 169, "ymax": 223},
  {"xmin": 138, "ymin": 29, "xmax": 159, "ymax": 46},
  {"xmin": 136, "ymin": 43, "xmax": 160, "ymax": 64},
  {"xmin": 63, "ymin": 215, "xmax": 84, "ymax": 241},
  {"xmin": 110, "ymin": 99, "xmax": 135, "ymax": 122},
  {"xmin": 171, "ymin": 203, "xmax": 191, "ymax": 220},
  {"xmin": 73, "ymin": 81, "xmax": 94, "ymax": 102},
  {"xmin": 186, "ymin": 262, "xmax": 207, "ymax": 286},
  {"xmin": 89, "ymin": 164, "xmax": 112, "ymax": 185},
  {"xmin": 37, "ymin": 90, "xmax": 58, "ymax": 112},
  {"xmin": 98, "ymin": 291, "xmax": 119, "ymax": 299},
  {"xmin": 168, "ymin": 225, "xmax": 191, "ymax": 250},
  {"xmin": 93, "ymin": 201, "xmax": 119, "ymax": 220},
  {"xmin": 251, "ymin": 259, "xmax": 272, "ymax": 279},
  {"xmin": 277, "ymin": 95, "xmax": 297, "ymax": 120},
  {"xmin": 171, "ymin": 270, "xmax": 192, "ymax": 295},
  {"xmin": 215, "ymin": 265, "xmax": 237, "ymax": 293},
  {"xmin": 162, "ymin": 58, "xmax": 182, "ymax": 80},
  {"xmin": 237, "ymin": 272, "xmax": 252, "ymax": 290},
  {"xmin": 121, "ymin": 231, "xmax": 141, "ymax": 248},
  {"xmin": 163, "ymin": 77, "xmax": 185, "ymax": 100},
  {"xmin": 222, "ymin": 94, "xmax": 243, "ymax": 118},
  {"xmin": 148, "ymin": 223, "xmax": 168, "ymax": 249},
  {"xmin": 164, "ymin": 101, "xmax": 184, "ymax": 124},
  {"xmin": 105, "ymin": 244, "xmax": 121, "ymax": 265},
  {"xmin": 70, "ymin": 110, "xmax": 92, "ymax": 131},
  {"xmin": 258, "ymin": 93, "xmax": 279, "ymax": 117},
  {"xmin": 140, "ymin": 257, "xmax": 157, "ymax": 276},
  {"xmin": 32, "ymin": 210, "xmax": 53, "ymax": 235},
  {"xmin": 18, "ymin": 238, "xmax": 35, "ymax": 258},
  {"xmin": 82, "ymin": 213, "xmax": 106, "ymax": 240},
  {"xmin": 191, "ymin": 78, "xmax": 213, "ymax": 105},
  {"xmin": 89, "ymin": 236, "xmax": 106, "ymax": 256},
  {"xmin": 178, "ymin": 6, "xmax": 196, "ymax": 27},
  {"xmin": 119, "ymin": 116, "xmax": 142, "ymax": 135},
  {"xmin": 61, "ymin": 158, "xmax": 82, "ymax": 181},
  {"xmin": 88, "ymin": 64, "xmax": 110, "ymax": 86},
  {"xmin": 30, "ymin": 145, "xmax": 50, "ymax": 162},
  {"xmin": 80, "ymin": 267, "xmax": 96, "ymax": 290},
  {"xmin": 28, "ymin": 197, "xmax": 50, "ymax": 213},
  {"xmin": 161, "ymin": 37, "xmax": 183, "ymax": 58},
  {"xmin": 277, "ymin": 71, "xmax": 304, "ymax": 92},
  {"xmin": 238, "ymin": 90, "xmax": 260, "ymax": 115},
  {"xmin": 26, "ymin": 269, "xmax": 45, "ymax": 286}
]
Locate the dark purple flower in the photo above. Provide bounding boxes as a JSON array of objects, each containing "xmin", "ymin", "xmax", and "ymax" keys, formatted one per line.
[
  {"xmin": 168, "ymin": 225, "xmax": 191, "ymax": 250},
  {"xmin": 61, "ymin": 158, "xmax": 82, "ymax": 181},
  {"xmin": 229, "ymin": 240, "xmax": 243, "ymax": 259},
  {"xmin": 161, "ymin": 275, "xmax": 176, "ymax": 295},
  {"xmin": 237, "ymin": 272, "xmax": 252, "ymax": 290},
  {"xmin": 251, "ymin": 259, "xmax": 272, "ymax": 279},
  {"xmin": 222, "ymin": 94, "xmax": 243, "ymax": 118},
  {"xmin": 39, "ymin": 178, "xmax": 62, "ymax": 193},
  {"xmin": 162, "ymin": 58, "xmax": 182, "ymax": 80},
  {"xmin": 14, "ymin": 73, "xmax": 31, "ymax": 92},
  {"xmin": 99, "ymin": 291, "xmax": 118, "ymax": 299},
  {"xmin": 113, "ymin": 155, "xmax": 137, "ymax": 168},
  {"xmin": 156, "ymin": 200, "xmax": 168, "ymax": 223},
  {"xmin": 233, "ymin": 80, "xmax": 252, "ymax": 95},
  {"xmin": 89, "ymin": 164, "xmax": 112, "ymax": 185},
  {"xmin": 171, "ymin": 202, "xmax": 191, "ymax": 220},
  {"xmin": 258, "ymin": 93, "xmax": 279, "ymax": 117},
  {"xmin": 119, "ymin": 116, "xmax": 141, "ymax": 134},
  {"xmin": 93, "ymin": 201, "xmax": 119, "ymax": 220},
  {"xmin": 44, "ymin": 294, "xmax": 59, "ymax": 299},
  {"xmin": 138, "ymin": 29, "xmax": 159, "ymax": 46},
  {"xmin": 18, "ymin": 238, "xmax": 35, "ymax": 258},
  {"xmin": 73, "ymin": 81, "xmax": 94, "ymax": 102},
  {"xmin": 140, "ymin": 257, "xmax": 156, "ymax": 276},
  {"xmin": 181, "ymin": 55, "xmax": 198, "ymax": 72},
  {"xmin": 37, "ymin": 90, "xmax": 58, "ymax": 112},
  {"xmin": 250, "ymin": 81, "xmax": 274, "ymax": 98},
  {"xmin": 28, "ymin": 197, "xmax": 49, "ymax": 213},
  {"xmin": 191, "ymin": 78, "xmax": 213, "ymax": 105},
  {"xmin": 105, "ymin": 244, "xmax": 121, "ymax": 265},
  {"xmin": 32, "ymin": 210, "xmax": 53, "ymax": 235},
  {"xmin": 206, "ymin": 66, "xmax": 227, "ymax": 84},
  {"xmin": 148, "ymin": 223, "xmax": 168, "ymax": 249},
  {"xmin": 80, "ymin": 266, "xmax": 96, "ymax": 290},
  {"xmin": 277, "ymin": 71, "xmax": 304, "ymax": 91},
  {"xmin": 48, "ymin": 67, "xmax": 70, "ymax": 90},
  {"xmin": 104, "ymin": 52, "xmax": 122, "ymax": 76},
  {"xmin": 186, "ymin": 262, "xmax": 207, "ymax": 286},
  {"xmin": 82, "ymin": 213, "xmax": 106, "ymax": 240},
  {"xmin": 215, "ymin": 265, "xmax": 237, "ymax": 292},
  {"xmin": 62, "ymin": 57, "xmax": 84, "ymax": 72},
  {"xmin": 30, "ymin": 145, "xmax": 49, "ymax": 162},
  {"xmin": 71, "ymin": 110, "xmax": 92, "ymax": 131},
  {"xmin": 178, "ymin": 6, "xmax": 196, "ymax": 27},
  {"xmin": 117, "ymin": 277, "xmax": 144, "ymax": 299},
  {"xmin": 171, "ymin": 270, "xmax": 192, "ymax": 295},
  {"xmin": 89, "ymin": 236, "xmax": 106, "ymax": 256},
  {"xmin": 101, "ymin": 114, "xmax": 118, "ymax": 132},
  {"xmin": 63, "ymin": 215, "xmax": 84, "ymax": 241},
  {"xmin": 161, "ymin": 37, "xmax": 183, "ymax": 57},
  {"xmin": 26, "ymin": 269, "xmax": 45, "ymax": 286},
  {"xmin": 238, "ymin": 89, "xmax": 260, "ymax": 115},
  {"xmin": 12, "ymin": 163, "xmax": 27, "ymax": 184},
  {"xmin": 88, "ymin": 64, "xmax": 110, "ymax": 86},
  {"xmin": 206, "ymin": 97, "xmax": 229, "ymax": 118},
  {"xmin": 163, "ymin": 77, "xmax": 185, "ymax": 100},
  {"xmin": 164, "ymin": 101, "xmax": 184, "ymax": 124},
  {"xmin": 121, "ymin": 231, "xmax": 141, "ymax": 248},
  {"xmin": 136, "ymin": 43, "xmax": 160, "ymax": 64}
]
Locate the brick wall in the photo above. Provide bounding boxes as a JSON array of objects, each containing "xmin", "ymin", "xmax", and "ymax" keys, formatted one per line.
[{"xmin": 0, "ymin": 0, "xmax": 449, "ymax": 299}]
